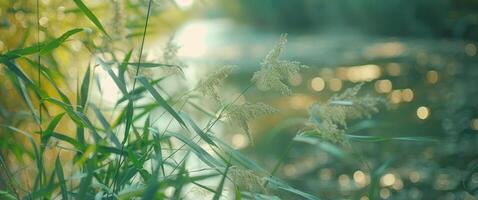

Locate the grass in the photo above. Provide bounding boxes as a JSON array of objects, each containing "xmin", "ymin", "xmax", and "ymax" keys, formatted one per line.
[{"xmin": 0, "ymin": 1, "xmax": 439, "ymax": 200}]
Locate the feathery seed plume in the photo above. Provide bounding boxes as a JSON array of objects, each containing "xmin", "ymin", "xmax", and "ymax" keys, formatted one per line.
[
  {"xmin": 303, "ymin": 83, "xmax": 385, "ymax": 145},
  {"xmin": 252, "ymin": 34, "xmax": 307, "ymax": 95},
  {"xmin": 196, "ymin": 65, "xmax": 235, "ymax": 104},
  {"xmin": 225, "ymin": 102, "xmax": 278, "ymax": 144}
]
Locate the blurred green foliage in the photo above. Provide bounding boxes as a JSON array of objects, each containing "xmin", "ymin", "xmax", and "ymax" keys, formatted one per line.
[{"xmin": 221, "ymin": 0, "xmax": 478, "ymax": 39}]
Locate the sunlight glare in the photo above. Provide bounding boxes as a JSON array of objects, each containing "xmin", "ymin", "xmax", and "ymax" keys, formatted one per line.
[
  {"xmin": 176, "ymin": 22, "xmax": 208, "ymax": 58},
  {"xmin": 174, "ymin": 0, "xmax": 194, "ymax": 9}
]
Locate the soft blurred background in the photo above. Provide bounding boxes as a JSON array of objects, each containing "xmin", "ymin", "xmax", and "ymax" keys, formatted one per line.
[{"xmin": 1, "ymin": 0, "xmax": 478, "ymax": 199}]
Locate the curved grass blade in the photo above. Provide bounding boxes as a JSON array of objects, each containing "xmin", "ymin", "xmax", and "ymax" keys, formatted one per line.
[
  {"xmin": 91, "ymin": 105, "xmax": 121, "ymax": 148},
  {"xmin": 266, "ymin": 177, "xmax": 321, "ymax": 200},
  {"xmin": 54, "ymin": 156, "xmax": 68, "ymax": 200},
  {"xmin": 1, "ymin": 58, "xmax": 46, "ymax": 98},
  {"xmin": 346, "ymin": 134, "xmax": 438, "ymax": 143},
  {"xmin": 50, "ymin": 132, "xmax": 83, "ymax": 150},
  {"xmin": 72, "ymin": 0, "xmax": 109, "ymax": 36},
  {"xmin": 293, "ymin": 134, "xmax": 354, "ymax": 163},
  {"xmin": 138, "ymin": 76, "xmax": 186, "ymax": 128},
  {"xmin": 44, "ymin": 98, "xmax": 102, "ymax": 142},
  {"xmin": 2, "ymin": 28, "xmax": 83, "ymax": 58},
  {"xmin": 15, "ymin": 77, "xmax": 41, "ymax": 124},
  {"xmin": 116, "ymin": 77, "xmax": 166, "ymax": 106},
  {"xmin": 179, "ymin": 112, "xmax": 216, "ymax": 146},
  {"xmin": 119, "ymin": 50, "xmax": 133, "ymax": 85},
  {"xmin": 210, "ymin": 135, "xmax": 266, "ymax": 173},
  {"xmin": 41, "ymin": 113, "xmax": 65, "ymax": 149},
  {"xmin": 39, "ymin": 29, "xmax": 83, "ymax": 55},
  {"xmin": 44, "ymin": 98, "xmax": 84, "ymax": 126},
  {"xmin": 79, "ymin": 64, "xmax": 91, "ymax": 111},
  {"xmin": 123, "ymin": 101, "xmax": 134, "ymax": 144},
  {"xmin": 96, "ymin": 57, "xmax": 128, "ymax": 95},
  {"xmin": 165, "ymin": 131, "xmax": 224, "ymax": 168},
  {"xmin": 40, "ymin": 70, "xmax": 72, "ymax": 105},
  {"xmin": 213, "ymin": 164, "xmax": 230, "ymax": 200}
]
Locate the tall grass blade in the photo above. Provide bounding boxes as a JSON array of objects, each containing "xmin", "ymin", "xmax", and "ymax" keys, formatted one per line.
[
  {"xmin": 266, "ymin": 177, "xmax": 321, "ymax": 200},
  {"xmin": 15, "ymin": 77, "xmax": 41, "ymax": 124},
  {"xmin": 179, "ymin": 112, "xmax": 216, "ymax": 146},
  {"xmin": 212, "ymin": 164, "xmax": 230, "ymax": 200},
  {"xmin": 210, "ymin": 135, "xmax": 265, "ymax": 173},
  {"xmin": 41, "ymin": 113, "xmax": 65, "ymax": 149},
  {"xmin": 346, "ymin": 134, "xmax": 438, "ymax": 143},
  {"xmin": 119, "ymin": 50, "xmax": 133, "ymax": 86},
  {"xmin": 72, "ymin": 0, "xmax": 109, "ymax": 36},
  {"xmin": 54, "ymin": 156, "xmax": 68, "ymax": 200},
  {"xmin": 123, "ymin": 101, "xmax": 133, "ymax": 144},
  {"xmin": 138, "ymin": 76, "xmax": 187, "ymax": 127},
  {"xmin": 97, "ymin": 57, "xmax": 128, "ymax": 95},
  {"xmin": 79, "ymin": 64, "xmax": 91, "ymax": 111},
  {"xmin": 165, "ymin": 131, "xmax": 224, "ymax": 168},
  {"xmin": 91, "ymin": 105, "xmax": 122, "ymax": 148},
  {"xmin": 235, "ymin": 186, "xmax": 241, "ymax": 200},
  {"xmin": 1, "ymin": 58, "xmax": 45, "ymax": 98}
]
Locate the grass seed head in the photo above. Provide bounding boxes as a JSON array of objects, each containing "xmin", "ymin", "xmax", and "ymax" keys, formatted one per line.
[
  {"xmin": 252, "ymin": 34, "xmax": 307, "ymax": 95},
  {"xmin": 197, "ymin": 65, "xmax": 235, "ymax": 104}
]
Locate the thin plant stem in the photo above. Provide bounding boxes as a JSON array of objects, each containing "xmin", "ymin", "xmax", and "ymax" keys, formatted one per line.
[
  {"xmin": 36, "ymin": 0, "xmax": 44, "ymax": 191},
  {"xmin": 112, "ymin": 0, "xmax": 154, "ymax": 193}
]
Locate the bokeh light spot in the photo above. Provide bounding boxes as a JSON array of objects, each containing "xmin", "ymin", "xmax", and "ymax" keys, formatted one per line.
[
  {"xmin": 417, "ymin": 106, "xmax": 430, "ymax": 120},
  {"xmin": 310, "ymin": 77, "xmax": 325, "ymax": 91},
  {"xmin": 375, "ymin": 79, "xmax": 392, "ymax": 93},
  {"xmin": 329, "ymin": 78, "xmax": 342, "ymax": 91},
  {"xmin": 402, "ymin": 88, "xmax": 414, "ymax": 102},
  {"xmin": 426, "ymin": 70, "xmax": 439, "ymax": 84}
]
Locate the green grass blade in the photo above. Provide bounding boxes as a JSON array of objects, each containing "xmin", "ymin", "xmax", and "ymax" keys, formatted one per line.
[
  {"xmin": 50, "ymin": 132, "xmax": 84, "ymax": 150},
  {"xmin": 14, "ymin": 77, "xmax": 41, "ymax": 124},
  {"xmin": 164, "ymin": 131, "xmax": 224, "ymax": 168},
  {"xmin": 151, "ymin": 129, "xmax": 165, "ymax": 176},
  {"xmin": 41, "ymin": 71, "xmax": 72, "ymax": 105},
  {"xmin": 115, "ymin": 77, "xmax": 166, "ymax": 106},
  {"xmin": 119, "ymin": 50, "xmax": 133, "ymax": 84},
  {"xmin": 44, "ymin": 98, "xmax": 102, "ymax": 142},
  {"xmin": 0, "ymin": 191, "xmax": 16, "ymax": 200},
  {"xmin": 44, "ymin": 98, "xmax": 85, "ymax": 126},
  {"xmin": 125, "ymin": 62, "xmax": 179, "ymax": 68},
  {"xmin": 210, "ymin": 135, "xmax": 266, "ymax": 173},
  {"xmin": 138, "ymin": 76, "xmax": 187, "ymax": 128},
  {"xmin": 235, "ymin": 186, "xmax": 241, "ymax": 200},
  {"xmin": 179, "ymin": 112, "xmax": 216, "ymax": 146},
  {"xmin": 41, "ymin": 113, "xmax": 65, "ymax": 149},
  {"xmin": 1, "ymin": 58, "xmax": 45, "ymax": 98},
  {"xmin": 123, "ymin": 101, "xmax": 133, "ymax": 144},
  {"xmin": 346, "ymin": 134, "xmax": 438, "ymax": 143},
  {"xmin": 54, "ymin": 156, "xmax": 68, "ymax": 200},
  {"xmin": 78, "ymin": 159, "xmax": 94, "ymax": 200},
  {"xmin": 72, "ymin": 0, "xmax": 109, "ymax": 36},
  {"xmin": 96, "ymin": 57, "xmax": 128, "ymax": 95},
  {"xmin": 266, "ymin": 177, "xmax": 321, "ymax": 200},
  {"xmin": 2, "ymin": 28, "xmax": 83, "ymax": 58},
  {"xmin": 79, "ymin": 64, "xmax": 91, "ymax": 111},
  {"xmin": 39, "ymin": 28, "xmax": 83, "ymax": 55},
  {"xmin": 91, "ymin": 105, "xmax": 122, "ymax": 148},
  {"xmin": 213, "ymin": 164, "xmax": 230, "ymax": 200}
]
